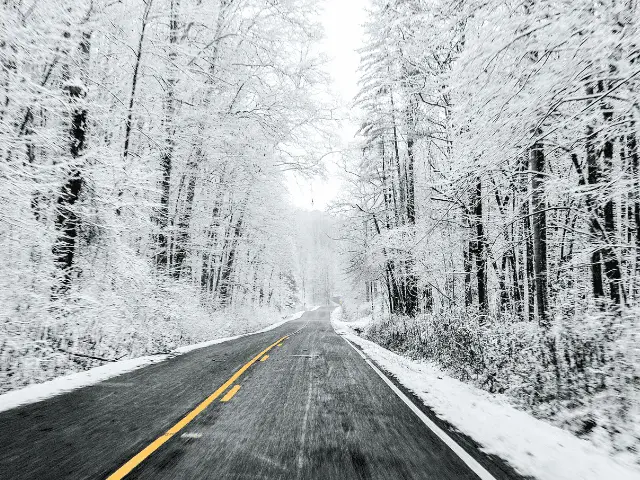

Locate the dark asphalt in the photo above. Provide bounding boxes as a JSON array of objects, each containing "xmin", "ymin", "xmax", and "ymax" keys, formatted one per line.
[{"xmin": 0, "ymin": 307, "xmax": 524, "ymax": 479}]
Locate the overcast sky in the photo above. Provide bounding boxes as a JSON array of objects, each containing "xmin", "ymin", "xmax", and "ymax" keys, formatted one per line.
[{"xmin": 287, "ymin": 0, "xmax": 368, "ymax": 211}]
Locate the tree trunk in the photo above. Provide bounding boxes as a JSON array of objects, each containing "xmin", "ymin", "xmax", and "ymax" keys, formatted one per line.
[
  {"xmin": 169, "ymin": 0, "xmax": 232, "ymax": 277},
  {"xmin": 599, "ymin": 83, "xmax": 622, "ymax": 306},
  {"xmin": 629, "ymin": 126, "xmax": 640, "ymax": 292},
  {"xmin": 122, "ymin": 0, "xmax": 153, "ymax": 162},
  {"xmin": 471, "ymin": 177, "xmax": 488, "ymax": 315},
  {"xmin": 389, "ymin": 87, "xmax": 405, "ymax": 226},
  {"xmin": 155, "ymin": 0, "xmax": 178, "ymax": 269},
  {"xmin": 463, "ymin": 237, "xmax": 472, "ymax": 307},
  {"xmin": 406, "ymin": 135, "xmax": 416, "ymax": 224},
  {"xmin": 530, "ymin": 137, "xmax": 549, "ymax": 326},
  {"xmin": 218, "ymin": 210, "xmax": 244, "ymax": 306},
  {"xmin": 404, "ymin": 101, "xmax": 418, "ymax": 315},
  {"xmin": 586, "ymin": 116, "xmax": 605, "ymax": 301},
  {"xmin": 173, "ymin": 168, "xmax": 196, "ymax": 278},
  {"xmin": 52, "ymin": 30, "xmax": 91, "ymax": 294}
]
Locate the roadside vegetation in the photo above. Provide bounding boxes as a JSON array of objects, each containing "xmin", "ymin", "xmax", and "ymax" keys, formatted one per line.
[
  {"xmin": 0, "ymin": 0, "xmax": 333, "ymax": 393},
  {"xmin": 335, "ymin": 0, "xmax": 640, "ymax": 465}
]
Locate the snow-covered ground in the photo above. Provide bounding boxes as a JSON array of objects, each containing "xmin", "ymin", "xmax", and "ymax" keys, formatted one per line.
[
  {"xmin": 331, "ymin": 307, "xmax": 640, "ymax": 480},
  {"xmin": 174, "ymin": 310, "xmax": 306, "ymax": 354},
  {"xmin": 0, "ymin": 310, "xmax": 306, "ymax": 413}
]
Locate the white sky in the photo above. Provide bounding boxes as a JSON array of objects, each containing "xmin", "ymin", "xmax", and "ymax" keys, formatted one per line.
[{"xmin": 287, "ymin": 0, "xmax": 369, "ymax": 211}]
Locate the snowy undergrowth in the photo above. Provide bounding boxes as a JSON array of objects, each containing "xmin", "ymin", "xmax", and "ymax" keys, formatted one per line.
[
  {"xmin": 331, "ymin": 306, "xmax": 640, "ymax": 479},
  {"xmin": 0, "ymin": 299, "xmax": 293, "ymax": 395},
  {"xmin": 0, "ymin": 309, "xmax": 305, "ymax": 412},
  {"xmin": 0, "ymin": 244, "xmax": 298, "ymax": 395},
  {"xmin": 358, "ymin": 307, "xmax": 638, "ymax": 466}
]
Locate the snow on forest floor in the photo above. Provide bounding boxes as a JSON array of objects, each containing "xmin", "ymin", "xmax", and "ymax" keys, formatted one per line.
[
  {"xmin": 331, "ymin": 307, "xmax": 640, "ymax": 480},
  {"xmin": 0, "ymin": 310, "xmax": 306, "ymax": 413}
]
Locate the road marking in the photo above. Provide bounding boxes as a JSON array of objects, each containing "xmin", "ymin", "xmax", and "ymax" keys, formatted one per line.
[
  {"xmin": 221, "ymin": 385, "xmax": 241, "ymax": 402},
  {"xmin": 296, "ymin": 370, "xmax": 314, "ymax": 472},
  {"xmin": 107, "ymin": 334, "xmax": 288, "ymax": 480},
  {"xmin": 341, "ymin": 336, "xmax": 498, "ymax": 480},
  {"xmin": 260, "ymin": 354, "xmax": 269, "ymax": 362},
  {"xmin": 181, "ymin": 433, "xmax": 202, "ymax": 439},
  {"xmin": 277, "ymin": 343, "xmax": 283, "ymax": 347}
]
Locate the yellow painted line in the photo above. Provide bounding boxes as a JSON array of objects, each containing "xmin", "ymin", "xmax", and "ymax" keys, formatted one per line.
[
  {"xmin": 107, "ymin": 334, "xmax": 288, "ymax": 479},
  {"xmin": 220, "ymin": 384, "xmax": 241, "ymax": 402},
  {"xmin": 277, "ymin": 343, "xmax": 283, "ymax": 347},
  {"xmin": 260, "ymin": 355, "xmax": 269, "ymax": 362}
]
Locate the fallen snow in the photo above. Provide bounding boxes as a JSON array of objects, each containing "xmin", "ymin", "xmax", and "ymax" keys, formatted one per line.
[
  {"xmin": 331, "ymin": 308, "xmax": 640, "ymax": 480},
  {"xmin": 175, "ymin": 310, "xmax": 306, "ymax": 353},
  {"xmin": 0, "ymin": 310, "xmax": 306, "ymax": 413},
  {"xmin": 0, "ymin": 355, "xmax": 169, "ymax": 413}
]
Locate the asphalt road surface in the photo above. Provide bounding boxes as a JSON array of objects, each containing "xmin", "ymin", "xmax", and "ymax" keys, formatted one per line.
[{"xmin": 0, "ymin": 306, "xmax": 525, "ymax": 480}]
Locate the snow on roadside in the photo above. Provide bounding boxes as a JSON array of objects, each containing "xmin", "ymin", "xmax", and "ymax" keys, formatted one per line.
[
  {"xmin": 0, "ymin": 310, "xmax": 306, "ymax": 413},
  {"xmin": 175, "ymin": 310, "xmax": 306, "ymax": 354},
  {"xmin": 0, "ymin": 355, "xmax": 169, "ymax": 413},
  {"xmin": 330, "ymin": 307, "xmax": 640, "ymax": 480}
]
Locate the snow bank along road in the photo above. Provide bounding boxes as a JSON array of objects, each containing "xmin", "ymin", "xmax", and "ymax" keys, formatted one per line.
[{"xmin": 0, "ymin": 307, "xmax": 524, "ymax": 479}]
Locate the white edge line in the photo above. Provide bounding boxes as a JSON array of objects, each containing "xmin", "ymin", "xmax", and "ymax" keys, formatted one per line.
[{"xmin": 341, "ymin": 335, "xmax": 498, "ymax": 480}]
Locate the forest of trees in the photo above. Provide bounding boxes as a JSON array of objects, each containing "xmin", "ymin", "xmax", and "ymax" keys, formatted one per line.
[
  {"xmin": 2, "ymin": 0, "xmax": 638, "ymax": 463},
  {"xmin": 0, "ymin": 0, "xmax": 333, "ymax": 391},
  {"xmin": 295, "ymin": 210, "xmax": 337, "ymax": 306},
  {"xmin": 336, "ymin": 0, "xmax": 639, "ymax": 458}
]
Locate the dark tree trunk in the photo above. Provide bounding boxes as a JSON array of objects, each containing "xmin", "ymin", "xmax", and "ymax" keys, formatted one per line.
[
  {"xmin": 599, "ymin": 86, "xmax": 623, "ymax": 306},
  {"xmin": 601, "ymin": 135, "xmax": 622, "ymax": 305},
  {"xmin": 523, "ymin": 205, "xmax": 536, "ymax": 320},
  {"xmin": 471, "ymin": 177, "xmax": 488, "ymax": 315},
  {"xmin": 173, "ymin": 164, "xmax": 197, "ymax": 278},
  {"xmin": 52, "ymin": 31, "xmax": 90, "ymax": 294},
  {"xmin": 367, "ymin": 206, "xmax": 401, "ymax": 314},
  {"xmin": 629, "ymin": 126, "xmax": 640, "ymax": 286},
  {"xmin": 389, "ymin": 87, "xmax": 405, "ymax": 226},
  {"xmin": 506, "ymin": 195, "xmax": 524, "ymax": 312},
  {"xmin": 122, "ymin": 0, "xmax": 152, "ymax": 162},
  {"xmin": 530, "ymin": 137, "xmax": 549, "ymax": 326},
  {"xmin": 405, "ymin": 93, "xmax": 420, "ymax": 225},
  {"xmin": 377, "ymin": 144, "xmax": 402, "ymax": 313},
  {"xmin": 406, "ymin": 136, "xmax": 416, "ymax": 225},
  {"xmin": 583, "ymin": 80, "xmax": 624, "ymax": 307},
  {"xmin": 218, "ymin": 211, "xmax": 244, "ymax": 306},
  {"xmin": 508, "ymin": 251, "xmax": 523, "ymax": 312},
  {"xmin": 494, "ymin": 188, "xmax": 520, "ymax": 311},
  {"xmin": 404, "ymin": 105, "xmax": 418, "ymax": 315},
  {"xmin": 585, "ymin": 89, "xmax": 606, "ymax": 300},
  {"xmin": 463, "ymin": 238, "xmax": 472, "ymax": 307},
  {"xmin": 155, "ymin": 0, "xmax": 178, "ymax": 269}
]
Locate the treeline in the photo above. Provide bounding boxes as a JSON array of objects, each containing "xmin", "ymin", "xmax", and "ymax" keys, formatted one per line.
[
  {"xmin": 295, "ymin": 210, "xmax": 337, "ymax": 306},
  {"xmin": 0, "ymin": 0, "xmax": 328, "ymax": 389},
  {"xmin": 337, "ymin": 0, "xmax": 639, "ymax": 457}
]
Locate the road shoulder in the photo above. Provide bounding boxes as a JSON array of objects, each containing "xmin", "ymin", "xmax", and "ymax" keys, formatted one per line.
[
  {"xmin": 331, "ymin": 309, "xmax": 640, "ymax": 480},
  {"xmin": 0, "ymin": 310, "xmax": 306, "ymax": 413}
]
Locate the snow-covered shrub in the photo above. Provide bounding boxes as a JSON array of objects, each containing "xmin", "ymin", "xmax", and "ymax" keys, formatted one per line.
[
  {"xmin": 0, "ymin": 238, "xmax": 294, "ymax": 394},
  {"xmin": 363, "ymin": 307, "xmax": 640, "ymax": 461}
]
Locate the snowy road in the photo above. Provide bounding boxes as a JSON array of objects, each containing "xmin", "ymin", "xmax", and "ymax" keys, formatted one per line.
[{"xmin": 0, "ymin": 307, "xmax": 524, "ymax": 479}]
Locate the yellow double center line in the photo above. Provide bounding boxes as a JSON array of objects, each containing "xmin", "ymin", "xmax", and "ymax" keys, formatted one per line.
[{"xmin": 107, "ymin": 334, "xmax": 288, "ymax": 479}]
